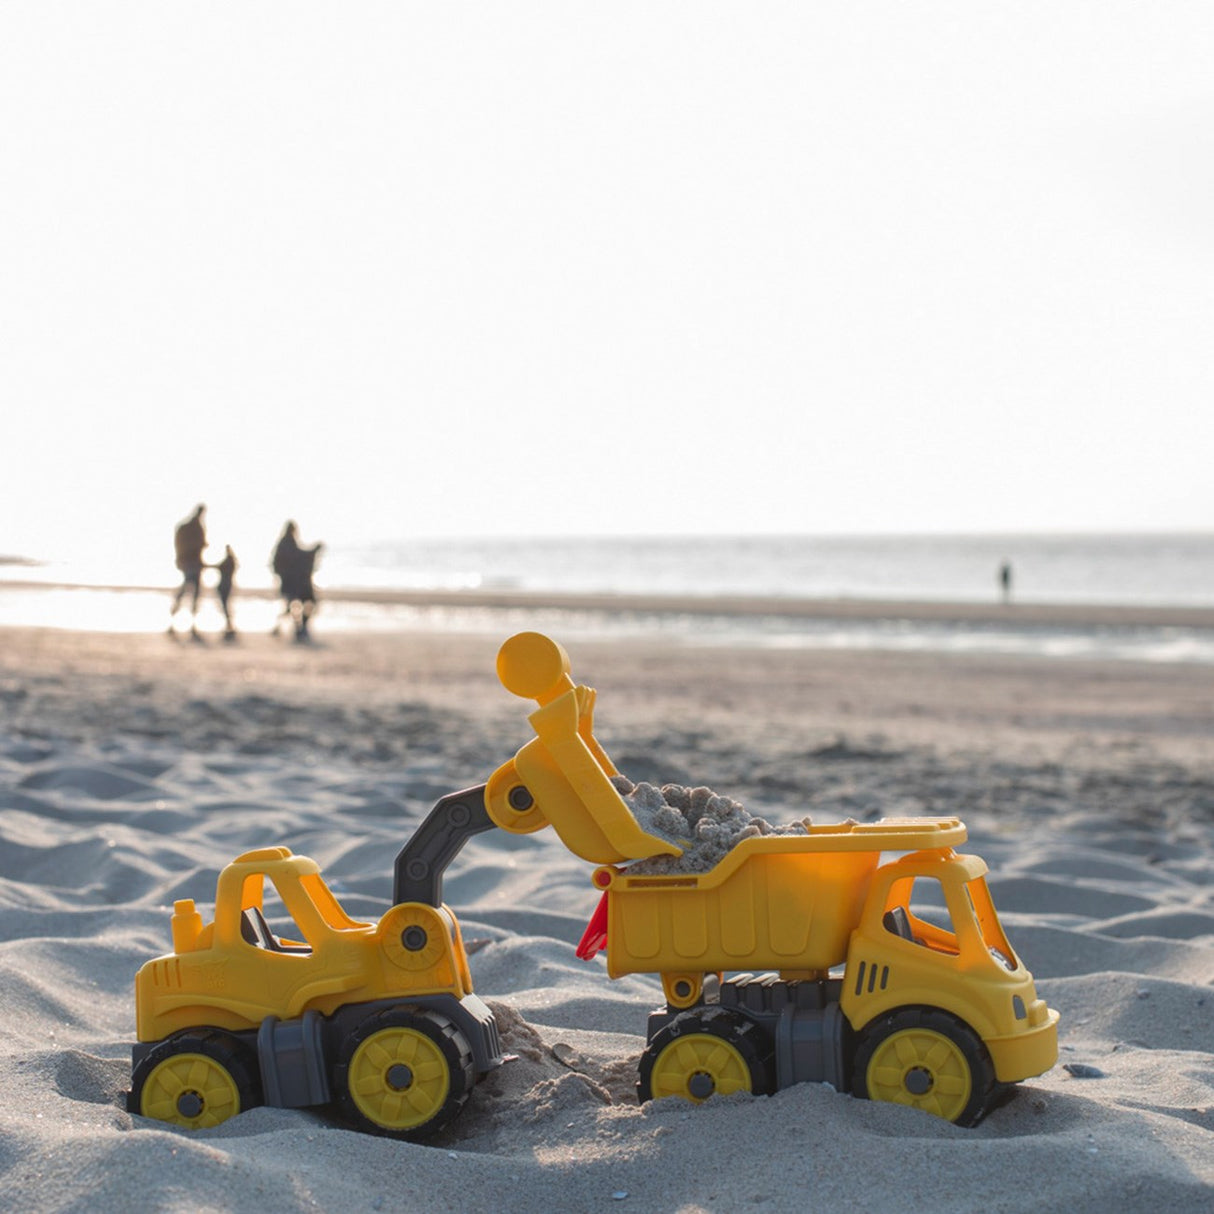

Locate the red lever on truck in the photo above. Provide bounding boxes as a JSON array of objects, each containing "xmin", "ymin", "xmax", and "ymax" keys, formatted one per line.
[{"xmin": 576, "ymin": 892, "xmax": 609, "ymax": 960}]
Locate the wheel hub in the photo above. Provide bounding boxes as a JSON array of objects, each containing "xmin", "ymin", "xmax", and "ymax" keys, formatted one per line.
[
  {"xmin": 176, "ymin": 1090, "xmax": 205, "ymax": 1118},
  {"xmin": 904, "ymin": 1067, "xmax": 933, "ymax": 1096},
  {"xmin": 386, "ymin": 1063, "xmax": 414, "ymax": 1091},
  {"xmin": 687, "ymin": 1072, "xmax": 715, "ymax": 1100}
]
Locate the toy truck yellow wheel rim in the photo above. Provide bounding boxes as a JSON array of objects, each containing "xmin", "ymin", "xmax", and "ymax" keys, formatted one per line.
[
  {"xmin": 852, "ymin": 1008, "xmax": 997, "ymax": 1125},
  {"xmin": 863, "ymin": 1027, "xmax": 973, "ymax": 1122},
  {"xmin": 348, "ymin": 1026, "xmax": 451, "ymax": 1130},
  {"xmin": 649, "ymin": 1033, "xmax": 752, "ymax": 1103},
  {"xmin": 139, "ymin": 1053, "xmax": 242, "ymax": 1129}
]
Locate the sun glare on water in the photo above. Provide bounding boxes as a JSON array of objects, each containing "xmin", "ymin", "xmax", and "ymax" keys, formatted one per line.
[{"xmin": 0, "ymin": 586, "xmax": 280, "ymax": 636}]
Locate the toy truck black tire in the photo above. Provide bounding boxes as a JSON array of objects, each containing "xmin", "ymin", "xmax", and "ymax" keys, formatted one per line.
[
  {"xmin": 332, "ymin": 1006, "xmax": 475, "ymax": 1139},
  {"xmin": 850, "ymin": 1007, "xmax": 997, "ymax": 1126},
  {"xmin": 129, "ymin": 1029, "xmax": 262, "ymax": 1128},
  {"xmin": 636, "ymin": 1008, "xmax": 775, "ymax": 1104}
]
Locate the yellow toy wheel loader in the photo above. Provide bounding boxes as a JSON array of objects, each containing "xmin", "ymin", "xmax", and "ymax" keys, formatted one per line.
[{"xmin": 128, "ymin": 790, "xmax": 505, "ymax": 1140}]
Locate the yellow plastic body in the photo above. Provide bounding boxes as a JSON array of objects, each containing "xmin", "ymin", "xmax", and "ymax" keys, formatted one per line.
[
  {"xmin": 490, "ymin": 632, "xmax": 681, "ymax": 863},
  {"xmin": 134, "ymin": 847, "xmax": 474, "ymax": 1044}
]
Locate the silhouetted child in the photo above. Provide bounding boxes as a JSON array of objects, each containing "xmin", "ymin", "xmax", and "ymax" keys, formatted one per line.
[{"xmin": 213, "ymin": 545, "xmax": 238, "ymax": 640}]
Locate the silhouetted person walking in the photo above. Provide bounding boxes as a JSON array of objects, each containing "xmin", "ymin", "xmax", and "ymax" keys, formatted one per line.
[
  {"xmin": 169, "ymin": 504, "xmax": 207, "ymax": 638},
  {"xmin": 999, "ymin": 561, "xmax": 1013, "ymax": 605},
  {"xmin": 271, "ymin": 521, "xmax": 299, "ymax": 636},
  {"xmin": 271, "ymin": 521, "xmax": 324, "ymax": 641},
  {"xmin": 213, "ymin": 544, "xmax": 238, "ymax": 640}
]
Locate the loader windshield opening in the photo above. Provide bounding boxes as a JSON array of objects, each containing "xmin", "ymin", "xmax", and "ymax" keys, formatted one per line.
[{"xmin": 238, "ymin": 873, "xmax": 313, "ymax": 955}]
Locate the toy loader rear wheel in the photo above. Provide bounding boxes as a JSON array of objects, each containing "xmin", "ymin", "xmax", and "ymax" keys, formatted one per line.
[
  {"xmin": 334, "ymin": 1007, "xmax": 475, "ymax": 1140},
  {"xmin": 637, "ymin": 1010, "xmax": 774, "ymax": 1105},
  {"xmin": 851, "ymin": 1007, "xmax": 996, "ymax": 1126},
  {"xmin": 130, "ymin": 1030, "xmax": 262, "ymax": 1130}
]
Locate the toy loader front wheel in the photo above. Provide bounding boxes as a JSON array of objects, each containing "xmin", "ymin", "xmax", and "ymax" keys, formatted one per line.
[
  {"xmin": 334, "ymin": 1006, "xmax": 475, "ymax": 1140},
  {"xmin": 130, "ymin": 1030, "xmax": 262, "ymax": 1130},
  {"xmin": 637, "ymin": 1010, "xmax": 774, "ymax": 1105},
  {"xmin": 851, "ymin": 1007, "xmax": 996, "ymax": 1126}
]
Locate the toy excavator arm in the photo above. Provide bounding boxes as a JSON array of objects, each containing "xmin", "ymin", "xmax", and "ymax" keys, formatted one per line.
[{"xmin": 393, "ymin": 785, "xmax": 494, "ymax": 907}]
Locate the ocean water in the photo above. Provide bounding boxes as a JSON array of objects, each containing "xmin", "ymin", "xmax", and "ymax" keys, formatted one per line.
[
  {"xmin": 3, "ymin": 532, "xmax": 1213, "ymax": 662},
  {"xmin": 317, "ymin": 533, "xmax": 1214, "ymax": 664},
  {"xmin": 326, "ymin": 532, "xmax": 1214, "ymax": 606}
]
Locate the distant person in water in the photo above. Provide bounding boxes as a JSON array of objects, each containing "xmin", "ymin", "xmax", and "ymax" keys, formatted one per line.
[
  {"xmin": 169, "ymin": 504, "xmax": 207, "ymax": 638},
  {"xmin": 212, "ymin": 544, "xmax": 238, "ymax": 640},
  {"xmin": 999, "ymin": 560, "xmax": 1013, "ymax": 604},
  {"xmin": 271, "ymin": 521, "xmax": 324, "ymax": 641}
]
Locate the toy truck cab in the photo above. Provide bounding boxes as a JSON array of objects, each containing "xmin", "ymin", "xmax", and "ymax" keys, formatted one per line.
[{"xmin": 842, "ymin": 847, "xmax": 1058, "ymax": 1122}]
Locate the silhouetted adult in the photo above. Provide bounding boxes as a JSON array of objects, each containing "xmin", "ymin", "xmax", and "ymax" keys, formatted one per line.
[
  {"xmin": 213, "ymin": 545, "xmax": 238, "ymax": 640},
  {"xmin": 999, "ymin": 561, "xmax": 1013, "ymax": 605},
  {"xmin": 169, "ymin": 504, "xmax": 207, "ymax": 638},
  {"xmin": 271, "ymin": 521, "xmax": 324, "ymax": 641}
]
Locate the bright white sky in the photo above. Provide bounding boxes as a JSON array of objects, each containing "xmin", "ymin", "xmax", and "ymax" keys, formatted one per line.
[{"xmin": 2, "ymin": 3, "xmax": 1213, "ymax": 571}]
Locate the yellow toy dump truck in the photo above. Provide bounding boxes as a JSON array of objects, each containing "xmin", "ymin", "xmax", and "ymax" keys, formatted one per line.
[{"xmin": 488, "ymin": 632, "xmax": 1059, "ymax": 1126}]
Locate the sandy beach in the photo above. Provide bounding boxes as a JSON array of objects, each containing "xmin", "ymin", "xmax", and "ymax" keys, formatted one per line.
[{"xmin": 1, "ymin": 615, "xmax": 1212, "ymax": 1212}]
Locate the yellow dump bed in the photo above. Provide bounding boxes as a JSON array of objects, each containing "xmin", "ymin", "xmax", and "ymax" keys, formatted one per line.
[{"xmin": 584, "ymin": 818, "xmax": 965, "ymax": 979}]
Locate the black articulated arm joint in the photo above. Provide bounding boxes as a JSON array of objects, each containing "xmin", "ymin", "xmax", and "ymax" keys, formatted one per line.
[{"xmin": 394, "ymin": 785, "xmax": 495, "ymax": 907}]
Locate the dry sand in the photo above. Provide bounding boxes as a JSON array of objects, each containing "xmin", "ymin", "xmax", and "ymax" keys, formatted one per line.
[{"xmin": 1, "ymin": 621, "xmax": 1212, "ymax": 1212}]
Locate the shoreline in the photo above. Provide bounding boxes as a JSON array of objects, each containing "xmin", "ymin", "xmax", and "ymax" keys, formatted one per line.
[{"xmin": 2, "ymin": 577, "xmax": 1213, "ymax": 631}]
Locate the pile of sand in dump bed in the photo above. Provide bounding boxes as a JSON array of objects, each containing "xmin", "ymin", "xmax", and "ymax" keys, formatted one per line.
[{"xmin": 612, "ymin": 775, "xmax": 811, "ymax": 874}]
